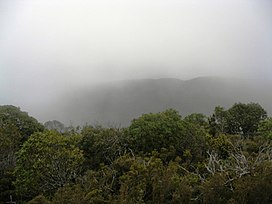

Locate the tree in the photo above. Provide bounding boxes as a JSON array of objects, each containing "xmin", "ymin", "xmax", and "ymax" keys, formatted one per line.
[
  {"xmin": 116, "ymin": 154, "xmax": 194, "ymax": 204},
  {"xmin": 128, "ymin": 109, "xmax": 185, "ymax": 153},
  {"xmin": 44, "ymin": 120, "xmax": 66, "ymax": 133},
  {"xmin": 226, "ymin": 103, "xmax": 267, "ymax": 135},
  {"xmin": 27, "ymin": 195, "xmax": 51, "ymax": 204},
  {"xmin": 203, "ymin": 138, "xmax": 272, "ymax": 203},
  {"xmin": 214, "ymin": 106, "xmax": 229, "ymax": 134},
  {"xmin": 52, "ymin": 184, "xmax": 86, "ymax": 204},
  {"xmin": 258, "ymin": 118, "xmax": 272, "ymax": 139},
  {"xmin": 0, "ymin": 105, "xmax": 44, "ymax": 142},
  {"xmin": 0, "ymin": 123, "xmax": 21, "ymax": 202},
  {"xmin": 209, "ymin": 103, "xmax": 267, "ymax": 136},
  {"xmin": 0, "ymin": 105, "xmax": 44, "ymax": 202},
  {"xmin": 127, "ymin": 109, "xmax": 206, "ymax": 162},
  {"xmin": 14, "ymin": 131, "xmax": 84, "ymax": 199},
  {"xmin": 80, "ymin": 126, "xmax": 126, "ymax": 170},
  {"xmin": 184, "ymin": 113, "xmax": 208, "ymax": 129}
]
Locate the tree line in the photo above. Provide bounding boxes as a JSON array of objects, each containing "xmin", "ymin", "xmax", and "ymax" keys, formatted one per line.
[{"xmin": 0, "ymin": 103, "xmax": 271, "ymax": 203}]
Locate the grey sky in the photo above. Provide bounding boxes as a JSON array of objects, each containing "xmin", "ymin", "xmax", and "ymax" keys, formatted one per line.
[{"xmin": 1, "ymin": 0, "xmax": 272, "ymax": 119}]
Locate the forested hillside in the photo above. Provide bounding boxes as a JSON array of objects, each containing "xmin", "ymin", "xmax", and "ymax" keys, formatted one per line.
[
  {"xmin": 0, "ymin": 103, "xmax": 271, "ymax": 203},
  {"xmin": 45, "ymin": 77, "xmax": 272, "ymax": 126}
]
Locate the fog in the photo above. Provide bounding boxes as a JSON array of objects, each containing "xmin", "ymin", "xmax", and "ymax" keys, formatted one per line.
[{"xmin": 1, "ymin": 0, "xmax": 272, "ymax": 124}]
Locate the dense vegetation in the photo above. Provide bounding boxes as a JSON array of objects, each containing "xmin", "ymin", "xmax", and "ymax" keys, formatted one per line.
[{"xmin": 0, "ymin": 103, "xmax": 271, "ymax": 203}]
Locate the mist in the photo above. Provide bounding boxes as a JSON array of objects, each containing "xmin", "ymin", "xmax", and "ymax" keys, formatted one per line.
[{"xmin": 1, "ymin": 0, "xmax": 272, "ymax": 124}]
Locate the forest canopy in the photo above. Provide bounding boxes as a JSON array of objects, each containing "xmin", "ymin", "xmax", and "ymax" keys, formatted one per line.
[{"xmin": 0, "ymin": 103, "xmax": 271, "ymax": 203}]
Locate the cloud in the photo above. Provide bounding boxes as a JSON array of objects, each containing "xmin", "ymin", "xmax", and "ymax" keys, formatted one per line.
[{"xmin": 0, "ymin": 0, "xmax": 272, "ymax": 119}]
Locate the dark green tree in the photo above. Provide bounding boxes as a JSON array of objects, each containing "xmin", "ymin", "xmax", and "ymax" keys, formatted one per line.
[
  {"xmin": 258, "ymin": 118, "xmax": 272, "ymax": 139},
  {"xmin": 0, "ymin": 123, "xmax": 21, "ymax": 202},
  {"xmin": 209, "ymin": 103, "xmax": 267, "ymax": 136},
  {"xmin": 80, "ymin": 126, "xmax": 126, "ymax": 170},
  {"xmin": 0, "ymin": 105, "xmax": 44, "ymax": 142},
  {"xmin": 14, "ymin": 131, "xmax": 84, "ymax": 200},
  {"xmin": 127, "ymin": 109, "xmax": 206, "ymax": 162},
  {"xmin": 226, "ymin": 103, "xmax": 267, "ymax": 135},
  {"xmin": 0, "ymin": 105, "xmax": 44, "ymax": 203},
  {"xmin": 184, "ymin": 113, "xmax": 208, "ymax": 129},
  {"xmin": 214, "ymin": 106, "xmax": 229, "ymax": 134}
]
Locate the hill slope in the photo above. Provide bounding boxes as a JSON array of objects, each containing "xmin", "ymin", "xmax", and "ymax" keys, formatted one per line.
[{"xmin": 49, "ymin": 76, "xmax": 271, "ymax": 126}]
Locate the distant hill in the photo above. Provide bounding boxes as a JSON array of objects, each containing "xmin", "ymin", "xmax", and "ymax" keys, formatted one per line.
[{"xmin": 50, "ymin": 76, "xmax": 271, "ymax": 126}]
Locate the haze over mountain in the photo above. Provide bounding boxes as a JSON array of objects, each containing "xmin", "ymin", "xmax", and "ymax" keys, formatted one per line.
[
  {"xmin": 1, "ymin": 0, "xmax": 272, "ymax": 124},
  {"xmin": 36, "ymin": 76, "xmax": 271, "ymax": 126}
]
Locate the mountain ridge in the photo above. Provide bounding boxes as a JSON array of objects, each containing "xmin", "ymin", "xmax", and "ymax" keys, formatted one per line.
[{"xmin": 44, "ymin": 76, "xmax": 271, "ymax": 126}]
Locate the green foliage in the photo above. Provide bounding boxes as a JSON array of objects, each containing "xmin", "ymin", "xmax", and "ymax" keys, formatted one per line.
[
  {"xmin": 81, "ymin": 168, "xmax": 116, "ymax": 203},
  {"xmin": 0, "ymin": 105, "xmax": 44, "ymax": 142},
  {"xmin": 258, "ymin": 118, "xmax": 272, "ymax": 139},
  {"xmin": 184, "ymin": 113, "xmax": 208, "ymax": 129},
  {"xmin": 208, "ymin": 106, "xmax": 229, "ymax": 137},
  {"xmin": 28, "ymin": 195, "xmax": 51, "ymax": 204},
  {"xmin": 127, "ymin": 109, "xmax": 206, "ymax": 163},
  {"xmin": 1, "ymin": 104, "xmax": 271, "ymax": 203},
  {"xmin": 227, "ymin": 103, "xmax": 267, "ymax": 135},
  {"xmin": 201, "ymin": 160, "xmax": 272, "ymax": 204},
  {"xmin": 210, "ymin": 103, "xmax": 267, "ymax": 136},
  {"xmin": 232, "ymin": 163, "xmax": 272, "ymax": 204},
  {"xmin": 0, "ymin": 126, "xmax": 18, "ymax": 202},
  {"xmin": 0, "ymin": 106, "xmax": 44, "ymax": 202},
  {"xmin": 127, "ymin": 109, "xmax": 182, "ymax": 152},
  {"xmin": 52, "ymin": 184, "xmax": 86, "ymax": 204},
  {"xmin": 214, "ymin": 106, "xmax": 229, "ymax": 133},
  {"xmin": 203, "ymin": 136, "xmax": 272, "ymax": 204},
  {"xmin": 201, "ymin": 173, "xmax": 233, "ymax": 203},
  {"xmin": 81, "ymin": 126, "xmax": 126, "ymax": 169},
  {"xmin": 117, "ymin": 154, "xmax": 195, "ymax": 204},
  {"xmin": 14, "ymin": 131, "xmax": 84, "ymax": 199},
  {"xmin": 207, "ymin": 134, "xmax": 232, "ymax": 158}
]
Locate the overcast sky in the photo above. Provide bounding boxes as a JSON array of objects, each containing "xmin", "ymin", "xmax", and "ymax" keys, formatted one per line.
[{"xmin": 1, "ymin": 0, "xmax": 272, "ymax": 116}]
